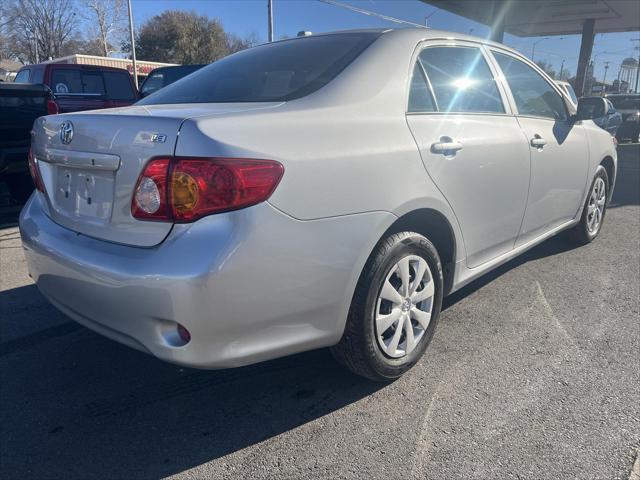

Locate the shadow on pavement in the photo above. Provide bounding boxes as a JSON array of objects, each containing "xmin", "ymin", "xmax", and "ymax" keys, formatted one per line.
[{"xmin": 0, "ymin": 283, "xmax": 385, "ymax": 478}]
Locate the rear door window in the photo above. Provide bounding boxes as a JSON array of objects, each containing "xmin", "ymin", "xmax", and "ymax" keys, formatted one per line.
[
  {"xmin": 51, "ymin": 69, "xmax": 105, "ymax": 95},
  {"xmin": 417, "ymin": 46, "xmax": 504, "ymax": 114},
  {"xmin": 493, "ymin": 52, "xmax": 567, "ymax": 121},
  {"xmin": 103, "ymin": 71, "xmax": 135, "ymax": 100}
]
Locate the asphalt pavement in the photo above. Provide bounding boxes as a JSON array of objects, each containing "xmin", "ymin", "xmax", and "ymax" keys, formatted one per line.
[{"xmin": 1, "ymin": 146, "xmax": 639, "ymax": 480}]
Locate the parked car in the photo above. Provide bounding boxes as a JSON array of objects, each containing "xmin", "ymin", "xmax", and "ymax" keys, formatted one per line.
[
  {"xmin": 0, "ymin": 83, "xmax": 58, "ymax": 202},
  {"xmin": 577, "ymin": 96, "xmax": 622, "ymax": 136},
  {"xmin": 20, "ymin": 29, "xmax": 617, "ymax": 381},
  {"xmin": 555, "ymin": 80, "xmax": 578, "ymax": 106},
  {"xmin": 139, "ymin": 65, "xmax": 205, "ymax": 98},
  {"xmin": 606, "ymin": 94, "xmax": 640, "ymax": 143},
  {"xmin": 14, "ymin": 63, "xmax": 137, "ymax": 113}
]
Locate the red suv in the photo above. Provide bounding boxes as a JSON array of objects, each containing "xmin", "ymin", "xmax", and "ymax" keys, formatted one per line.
[{"xmin": 14, "ymin": 64, "xmax": 138, "ymax": 113}]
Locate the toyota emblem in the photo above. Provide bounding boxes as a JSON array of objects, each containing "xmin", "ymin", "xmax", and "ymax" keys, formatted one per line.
[{"xmin": 60, "ymin": 121, "xmax": 74, "ymax": 145}]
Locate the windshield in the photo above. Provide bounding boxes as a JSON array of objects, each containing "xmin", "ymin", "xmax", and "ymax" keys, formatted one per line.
[
  {"xmin": 138, "ymin": 32, "xmax": 380, "ymax": 105},
  {"xmin": 607, "ymin": 95, "xmax": 640, "ymax": 110}
]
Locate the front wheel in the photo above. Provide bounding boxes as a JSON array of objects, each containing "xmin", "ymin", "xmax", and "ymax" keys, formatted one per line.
[
  {"xmin": 331, "ymin": 232, "xmax": 443, "ymax": 381},
  {"xmin": 569, "ymin": 168, "xmax": 609, "ymax": 244}
]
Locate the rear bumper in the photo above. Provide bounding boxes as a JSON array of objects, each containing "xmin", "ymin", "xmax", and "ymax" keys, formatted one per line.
[{"xmin": 19, "ymin": 193, "xmax": 392, "ymax": 368}]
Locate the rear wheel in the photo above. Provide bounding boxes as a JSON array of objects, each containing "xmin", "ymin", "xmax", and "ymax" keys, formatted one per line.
[
  {"xmin": 569, "ymin": 168, "xmax": 609, "ymax": 244},
  {"xmin": 331, "ymin": 232, "xmax": 443, "ymax": 381}
]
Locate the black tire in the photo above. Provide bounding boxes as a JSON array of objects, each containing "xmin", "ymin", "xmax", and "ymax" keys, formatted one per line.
[
  {"xmin": 331, "ymin": 232, "xmax": 443, "ymax": 381},
  {"xmin": 569, "ymin": 167, "xmax": 609, "ymax": 245}
]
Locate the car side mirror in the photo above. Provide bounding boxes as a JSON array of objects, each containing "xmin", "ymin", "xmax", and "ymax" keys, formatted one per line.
[{"xmin": 577, "ymin": 97, "xmax": 606, "ymax": 120}]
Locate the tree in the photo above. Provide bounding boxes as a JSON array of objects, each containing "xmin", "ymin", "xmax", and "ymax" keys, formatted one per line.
[
  {"xmin": 63, "ymin": 36, "xmax": 108, "ymax": 57},
  {"xmin": 535, "ymin": 60, "xmax": 557, "ymax": 80},
  {"xmin": 4, "ymin": 0, "xmax": 78, "ymax": 63},
  {"xmin": 135, "ymin": 11, "xmax": 254, "ymax": 64},
  {"xmin": 227, "ymin": 32, "xmax": 259, "ymax": 55},
  {"xmin": 81, "ymin": 0, "xmax": 126, "ymax": 57}
]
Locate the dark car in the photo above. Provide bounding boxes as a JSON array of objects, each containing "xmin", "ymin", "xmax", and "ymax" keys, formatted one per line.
[
  {"xmin": 577, "ymin": 96, "xmax": 622, "ymax": 136},
  {"xmin": 139, "ymin": 65, "xmax": 205, "ymax": 98},
  {"xmin": 14, "ymin": 63, "xmax": 138, "ymax": 113},
  {"xmin": 0, "ymin": 83, "xmax": 58, "ymax": 202},
  {"xmin": 606, "ymin": 94, "xmax": 640, "ymax": 143}
]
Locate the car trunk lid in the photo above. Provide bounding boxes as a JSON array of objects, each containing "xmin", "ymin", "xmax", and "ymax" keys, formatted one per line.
[{"xmin": 31, "ymin": 103, "xmax": 282, "ymax": 247}]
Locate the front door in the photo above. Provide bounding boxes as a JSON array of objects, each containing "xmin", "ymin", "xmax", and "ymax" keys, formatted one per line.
[{"xmin": 490, "ymin": 50, "xmax": 589, "ymax": 244}]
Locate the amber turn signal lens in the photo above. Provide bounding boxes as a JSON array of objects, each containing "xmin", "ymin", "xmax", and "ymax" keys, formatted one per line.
[{"xmin": 171, "ymin": 172, "xmax": 199, "ymax": 213}]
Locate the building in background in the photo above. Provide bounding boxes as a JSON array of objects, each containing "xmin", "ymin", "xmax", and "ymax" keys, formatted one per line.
[
  {"xmin": 617, "ymin": 57, "xmax": 638, "ymax": 93},
  {"xmin": 0, "ymin": 59, "xmax": 22, "ymax": 81}
]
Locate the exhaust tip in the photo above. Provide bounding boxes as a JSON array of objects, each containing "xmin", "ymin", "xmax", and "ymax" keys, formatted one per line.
[{"xmin": 177, "ymin": 324, "xmax": 191, "ymax": 344}]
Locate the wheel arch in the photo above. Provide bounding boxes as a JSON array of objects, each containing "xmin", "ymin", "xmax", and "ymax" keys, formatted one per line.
[
  {"xmin": 381, "ymin": 208, "xmax": 457, "ymax": 295},
  {"xmin": 600, "ymin": 155, "xmax": 615, "ymax": 196}
]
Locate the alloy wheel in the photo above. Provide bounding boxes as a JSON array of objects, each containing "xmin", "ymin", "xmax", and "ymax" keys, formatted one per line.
[{"xmin": 587, "ymin": 176, "xmax": 606, "ymax": 234}]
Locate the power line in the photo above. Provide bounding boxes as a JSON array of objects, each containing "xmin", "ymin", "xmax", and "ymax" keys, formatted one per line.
[{"xmin": 317, "ymin": 0, "xmax": 427, "ymax": 29}]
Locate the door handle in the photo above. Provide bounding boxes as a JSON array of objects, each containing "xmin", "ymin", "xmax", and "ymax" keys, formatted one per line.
[
  {"xmin": 431, "ymin": 140, "xmax": 463, "ymax": 154},
  {"xmin": 530, "ymin": 135, "xmax": 547, "ymax": 148}
]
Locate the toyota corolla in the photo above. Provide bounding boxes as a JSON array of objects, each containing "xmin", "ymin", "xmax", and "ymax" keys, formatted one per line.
[{"xmin": 20, "ymin": 29, "xmax": 617, "ymax": 381}]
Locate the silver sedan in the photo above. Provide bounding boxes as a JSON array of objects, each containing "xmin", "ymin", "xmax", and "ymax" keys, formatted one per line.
[{"xmin": 20, "ymin": 28, "xmax": 617, "ymax": 380}]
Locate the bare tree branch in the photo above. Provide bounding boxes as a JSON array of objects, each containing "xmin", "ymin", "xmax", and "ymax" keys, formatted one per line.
[
  {"xmin": 4, "ymin": 0, "xmax": 78, "ymax": 63},
  {"xmin": 81, "ymin": 0, "xmax": 126, "ymax": 56}
]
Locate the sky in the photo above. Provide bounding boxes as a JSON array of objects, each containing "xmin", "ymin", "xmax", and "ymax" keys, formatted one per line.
[{"xmin": 129, "ymin": 0, "xmax": 639, "ymax": 83}]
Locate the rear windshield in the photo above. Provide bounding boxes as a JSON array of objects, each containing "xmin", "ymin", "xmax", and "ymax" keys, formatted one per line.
[
  {"xmin": 607, "ymin": 95, "xmax": 640, "ymax": 110},
  {"xmin": 138, "ymin": 32, "xmax": 380, "ymax": 104}
]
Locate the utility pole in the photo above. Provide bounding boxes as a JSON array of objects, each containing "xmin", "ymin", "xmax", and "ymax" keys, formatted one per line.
[
  {"xmin": 559, "ymin": 59, "xmax": 565, "ymax": 79},
  {"xmin": 632, "ymin": 39, "xmax": 640, "ymax": 93},
  {"xmin": 127, "ymin": 0, "xmax": 138, "ymax": 89},
  {"xmin": 267, "ymin": 0, "xmax": 274, "ymax": 42},
  {"xmin": 601, "ymin": 61, "xmax": 609, "ymax": 95},
  {"xmin": 531, "ymin": 37, "xmax": 548, "ymax": 61}
]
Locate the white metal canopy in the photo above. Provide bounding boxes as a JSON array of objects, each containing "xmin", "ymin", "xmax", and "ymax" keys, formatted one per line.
[{"xmin": 423, "ymin": 0, "xmax": 639, "ymax": 36}]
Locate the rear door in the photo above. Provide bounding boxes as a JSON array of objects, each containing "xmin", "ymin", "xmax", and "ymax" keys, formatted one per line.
[
  {"xmin": 489, "ymin": 49, "xmax": 589, "ymax": 244},
  {"xmin": 406, "ymin": 41, "xmax": 530, "ymax": 268}
]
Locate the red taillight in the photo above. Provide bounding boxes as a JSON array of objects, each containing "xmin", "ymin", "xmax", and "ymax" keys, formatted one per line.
[
  {"xmin": 131, "ymin": 158, "xmax": 171, "ymax": 221},
  {"xmin": 46, "ymin": 99, "xmax": 59, "ymax": 115},
  {"xmin": 27, "ymin": 149, "xmax": 46, "ymax": 193},
  {"xmin": 132, "ymin": 157, "xmax": 284, "ymax": 223}
]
